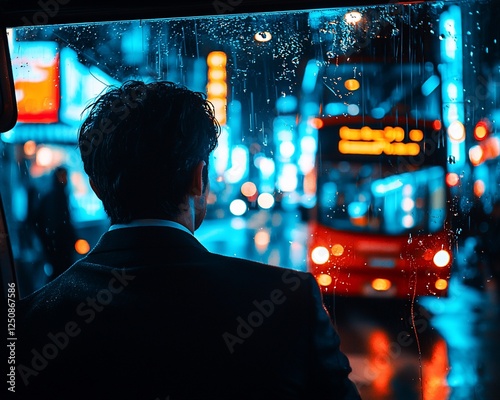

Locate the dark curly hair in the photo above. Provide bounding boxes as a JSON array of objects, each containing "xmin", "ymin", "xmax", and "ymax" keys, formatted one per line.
[{"xmin": 78, "ymin": 80, "xmax": 220, "ymax": 224}]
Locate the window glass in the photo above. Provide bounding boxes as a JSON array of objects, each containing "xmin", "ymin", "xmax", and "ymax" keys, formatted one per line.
[{"xmin": 1, "ymin": 1, "xmax": 499, "ymax": 398}]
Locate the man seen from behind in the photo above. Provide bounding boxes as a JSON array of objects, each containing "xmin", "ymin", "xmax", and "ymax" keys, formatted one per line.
[{"xmin": 16, "ymin": 80, "xmax": 361, "ymax": 399}]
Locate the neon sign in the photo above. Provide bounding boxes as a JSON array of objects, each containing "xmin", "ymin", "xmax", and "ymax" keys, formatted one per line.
[
  {"xmin": 338, "ymin": 125, "xmax": 423, "ymax": 156},
  {"xmin": 13, "ymin": 42, "xmax": 60, "ymax": 124}
]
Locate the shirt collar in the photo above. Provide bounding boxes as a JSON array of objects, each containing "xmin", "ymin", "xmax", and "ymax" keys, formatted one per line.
[{"xmin": 108, "ymin": 219, "xmax": 193, "ymax": 236}]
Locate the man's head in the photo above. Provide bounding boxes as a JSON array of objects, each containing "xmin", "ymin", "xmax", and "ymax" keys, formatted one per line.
[{"xmin": 78, "ymin": 80, "xmax": 219, "ymax": 227}]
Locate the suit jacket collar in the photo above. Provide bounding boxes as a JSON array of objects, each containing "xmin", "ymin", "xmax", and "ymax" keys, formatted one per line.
[
  {"xmin": 109, "ymin": 218, "xmax": 193, "ymax": 235},
  {"xmin": 89, "ymin": 226, "xmax": 209, "ymax": 255}
]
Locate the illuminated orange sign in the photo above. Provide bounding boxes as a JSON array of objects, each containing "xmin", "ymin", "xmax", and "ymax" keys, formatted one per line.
[
  {"xmin": 13, "ymin": 42, "xmax": 60, "ymax": 124},
  {"xmin": 338, "ymin": 125, "xmax": 422, "ymax": 156},
  {"xmin": 206, "ymin": 51, "xmax": 227, "ymax": 125}
]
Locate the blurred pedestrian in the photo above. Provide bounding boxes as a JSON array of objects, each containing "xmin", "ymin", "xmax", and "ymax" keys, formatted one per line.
[{"xmin": 34, "ymin": 165, "xmax": 77, "ymax": 281}]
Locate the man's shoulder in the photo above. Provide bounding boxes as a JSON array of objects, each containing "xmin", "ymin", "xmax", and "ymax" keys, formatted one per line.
[
  {"xmin": 18, "ymin": 274, "xmax": 80, "ymax": 315},
  {"xmin": 206, "ymin": 251, "xmax": 315, "ymax": 290}
]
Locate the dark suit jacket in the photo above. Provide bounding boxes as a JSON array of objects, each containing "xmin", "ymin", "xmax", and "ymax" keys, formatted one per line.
[{"xmin": 15, "ymin": 226, "xmax": 360, "ymax": 399}]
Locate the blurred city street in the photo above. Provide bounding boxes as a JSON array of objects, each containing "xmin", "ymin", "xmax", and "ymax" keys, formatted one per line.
[{"xmin": 197, "ymin": 211, "xmax": 500, "ymax": 400}]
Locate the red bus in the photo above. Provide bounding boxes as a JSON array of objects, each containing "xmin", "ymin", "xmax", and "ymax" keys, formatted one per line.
[{"xmin": 307, "ymin": 115, "xmax": 453, "ymax": 298}]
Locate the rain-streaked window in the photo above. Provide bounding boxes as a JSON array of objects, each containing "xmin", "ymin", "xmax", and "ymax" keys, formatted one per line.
[{"xmin": 1, "ymin": 1, "xmax": 499, "ymax": 398}]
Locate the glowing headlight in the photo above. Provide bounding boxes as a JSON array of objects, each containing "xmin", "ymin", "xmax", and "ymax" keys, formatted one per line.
[
  {"xmin": 433, "ymin": 249, "xmax": 451, "ymax": 267},
  {"xmin": 435, "ymin": 279, "xmax": 448, "ymax": 290},
  {"xmin": 317, "ymin": 274, "xmax": 333, "ymax": 287},
  {"xmin": 371, "ymin": 278, "xmax": 392, "ymax": 291},
  {"xmin": 311, "ymin": 246, "xmax": 330, "ymax": 265}
]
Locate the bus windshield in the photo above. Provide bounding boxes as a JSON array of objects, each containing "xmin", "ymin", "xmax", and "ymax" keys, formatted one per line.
[
  {"xmin": 318, "ymin": 161, "xmax": 447, "ymax": 235},
  {"xmin": 316, "ymin": 115, "xmax": 449, "ymax": 236}
]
